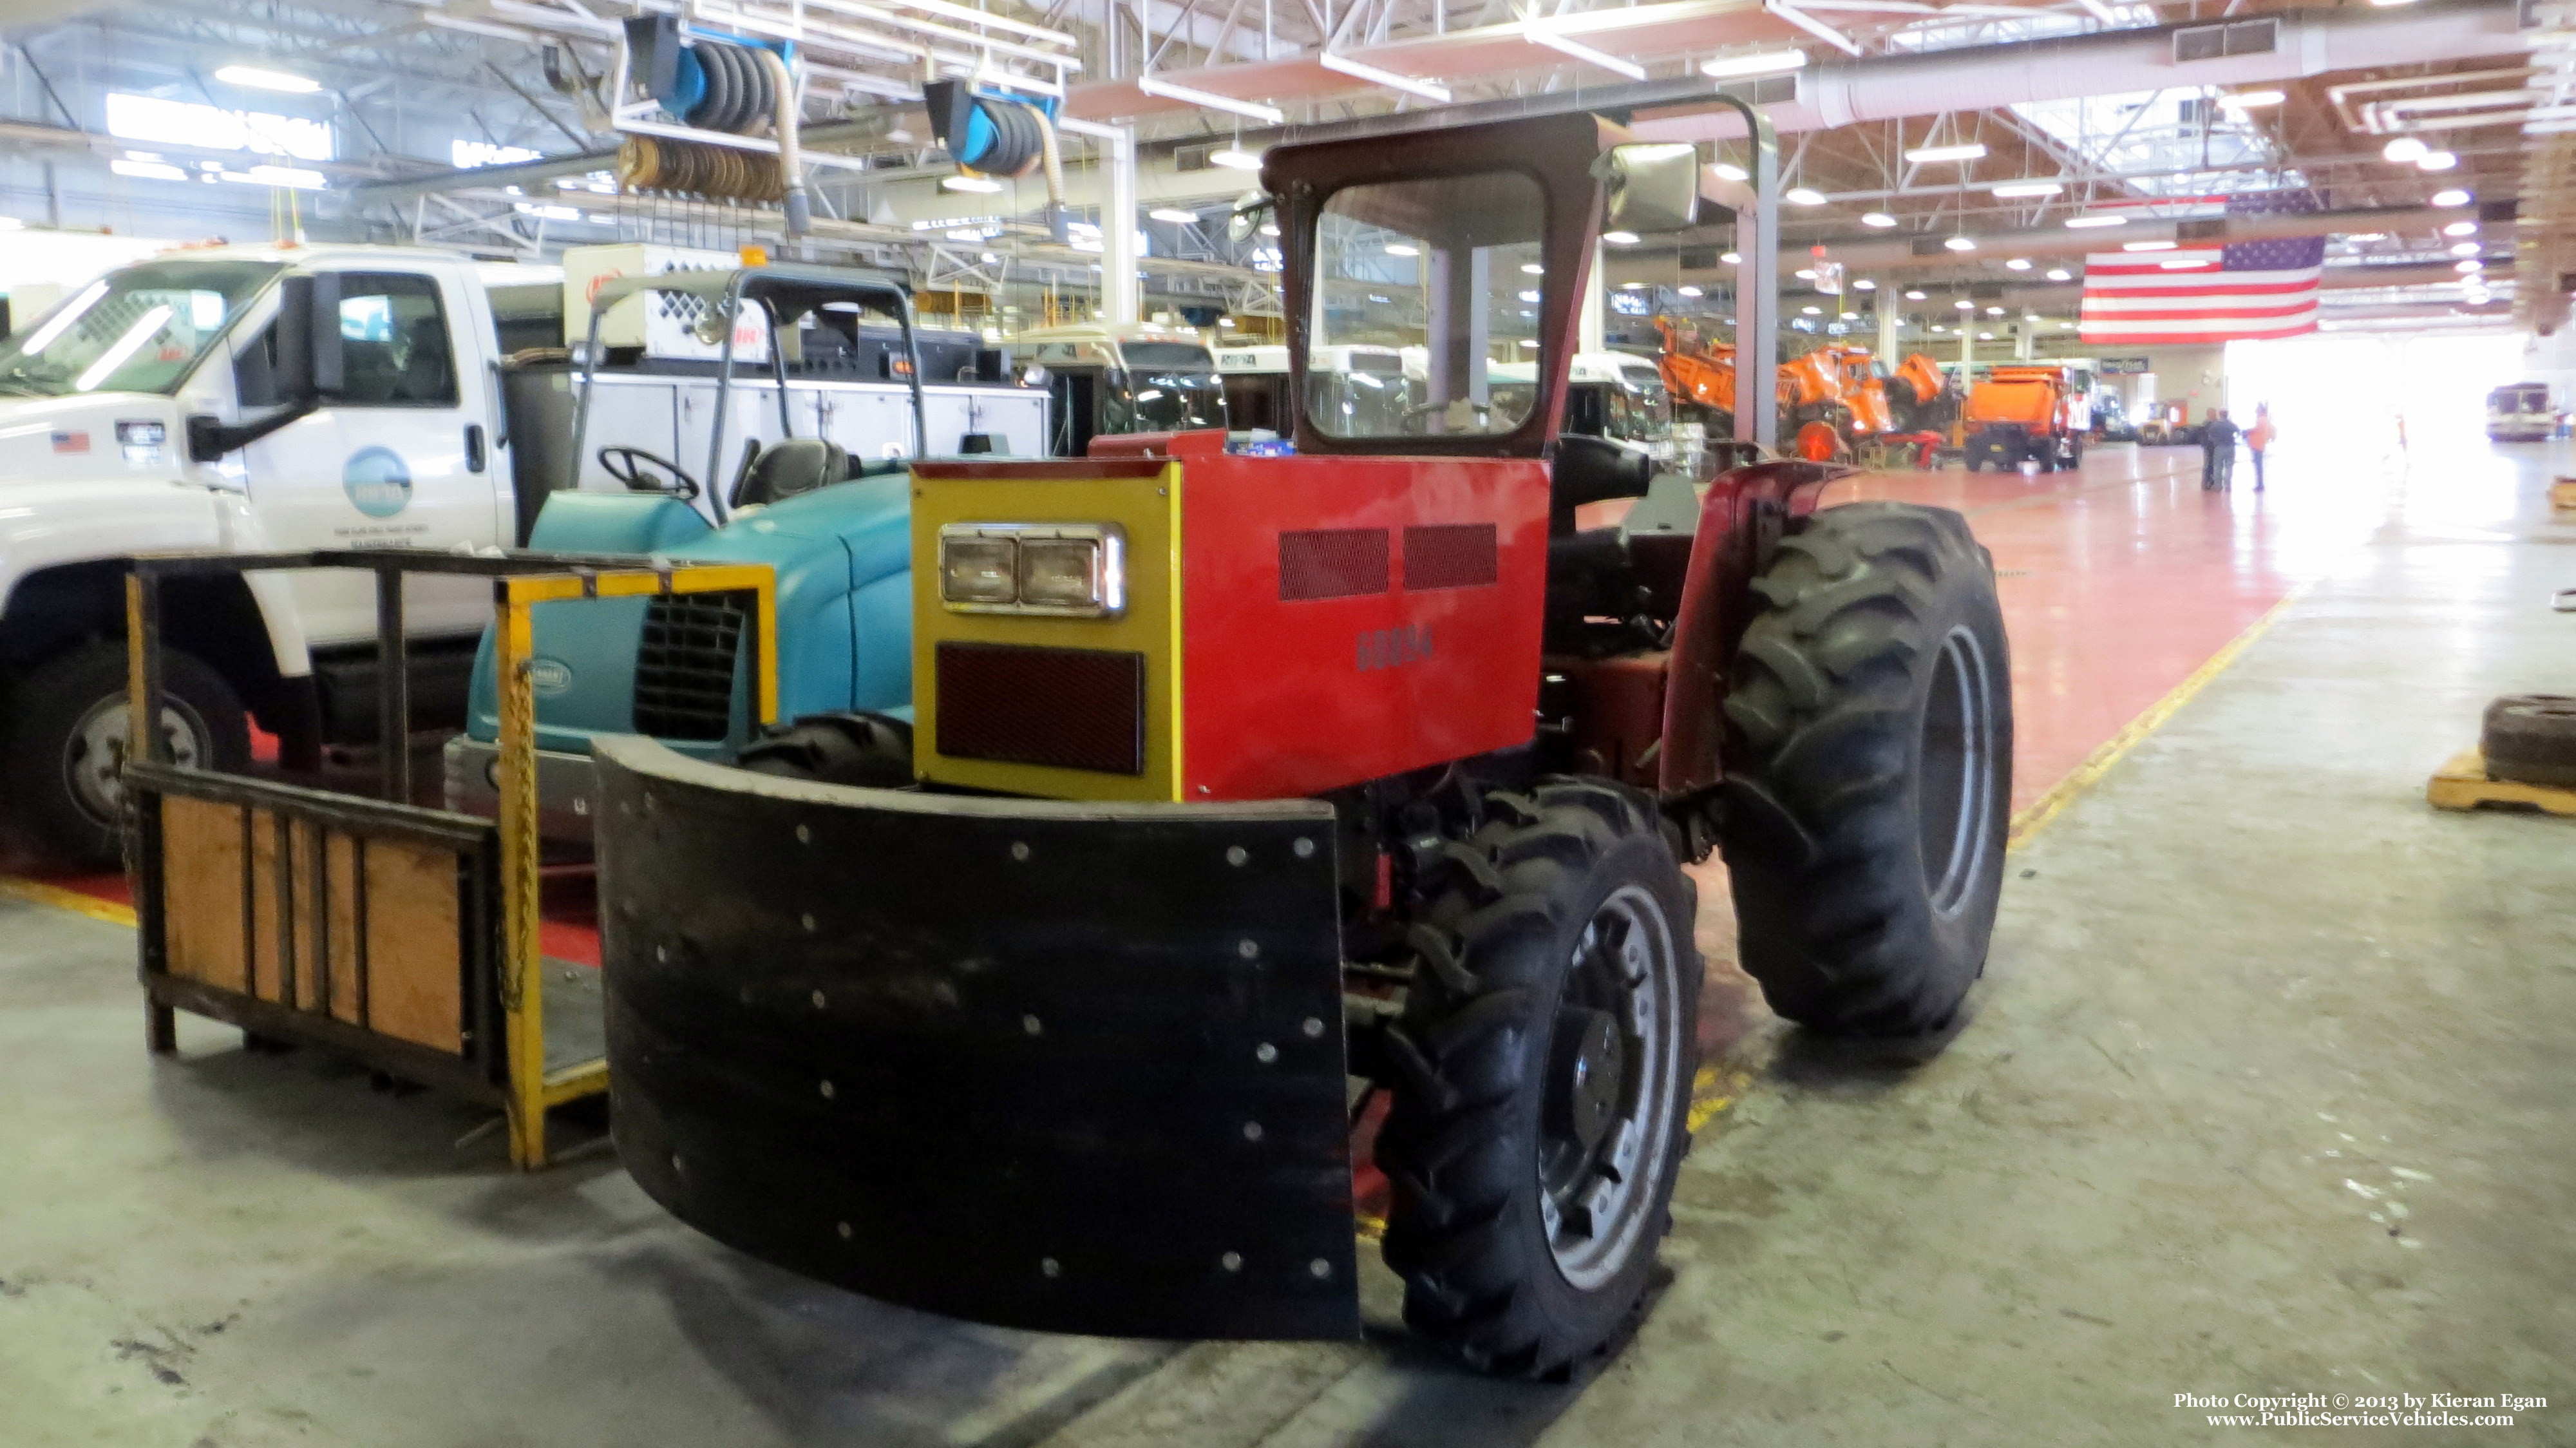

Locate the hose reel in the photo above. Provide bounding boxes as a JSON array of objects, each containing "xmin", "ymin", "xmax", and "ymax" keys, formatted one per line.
[
  {"xmin": 621, "ymin": 16, "xmax": 812, "ymax": 231},
  {"xmin": 922, "ymin": 79, "xmax": 1068, "ymax": 241}
]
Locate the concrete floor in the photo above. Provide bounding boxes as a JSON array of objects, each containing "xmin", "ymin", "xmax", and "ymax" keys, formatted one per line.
[{"xmin": 6, "ymin": 436, "xmax": 2575, "ymax": 1446}]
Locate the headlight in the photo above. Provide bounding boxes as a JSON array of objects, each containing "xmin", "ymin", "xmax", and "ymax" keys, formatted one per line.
[
  {"xmin": 937, "ymin": 523, "xmax": 1124, "ymax": 617},
  {"xmin": 941, "ymin": 535, "xmax": 1019, "ymax": 604}
]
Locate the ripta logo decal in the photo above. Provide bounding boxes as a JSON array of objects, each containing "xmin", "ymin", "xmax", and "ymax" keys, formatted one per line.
[
  {"xmin": 344, "ymin": 446, "xmax": 412, "ymax": 519},
  {"xmin": 1357, "ymin": 624, "xmax": 1432, "ymax": 672}
]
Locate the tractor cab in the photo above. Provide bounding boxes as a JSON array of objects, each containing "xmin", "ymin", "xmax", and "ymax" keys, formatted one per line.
[
  {"xmin": 1009, "ymin": 320, "xmax": 1226, "ymax": 455},
  {"xmin": 595, "ymin": 106, "xmax": 2011, "ymax": 1384}
]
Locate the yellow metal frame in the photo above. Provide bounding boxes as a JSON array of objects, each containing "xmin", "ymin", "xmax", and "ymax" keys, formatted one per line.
[
  {"xmin": 493, "ymin": 562, "xmax": 777, "ymax": 1167},
  {"xmin": 909, "ymin": 467, "xmax": 1186, "ymax": 802}
]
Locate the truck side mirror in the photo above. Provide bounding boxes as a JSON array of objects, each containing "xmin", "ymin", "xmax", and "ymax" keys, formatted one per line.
[
  {"xmin": 270, "ymin": 273, "xmax": 345, "ymax": 403},
  {"xmin": 1600, "ymin": 142, "xmax": 1700, "ymax": 236}
]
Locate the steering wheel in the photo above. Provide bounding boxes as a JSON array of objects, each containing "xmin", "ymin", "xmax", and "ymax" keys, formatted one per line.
[{"xmin": 598, "ymin": 446, "xmax": 700, "ymax": 502}]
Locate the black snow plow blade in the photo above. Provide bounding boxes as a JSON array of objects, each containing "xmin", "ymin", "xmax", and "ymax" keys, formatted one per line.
[{"xmin": 592, "ymin": 736, "xmax": 1360, "ymax": 1341}]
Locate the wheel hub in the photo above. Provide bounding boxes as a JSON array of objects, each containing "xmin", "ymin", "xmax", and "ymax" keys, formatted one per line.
[
  {"xmin": 66, "ymin": 697, "xmax": 203, "ymax": 824},
  {"xmin": 1549, "ymin": 1008, "xmax": 1625, "ymax": 1154},
  {"xmin": 1535, "ymin": 885, "xmax": 1682, "ymax": 1291}
]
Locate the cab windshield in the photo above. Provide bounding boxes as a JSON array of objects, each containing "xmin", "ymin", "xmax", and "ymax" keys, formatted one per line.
[
  {"xmin": 1119, "ymin": 341, "xmax": 1224, "ymax": 429},
  {"xmin": 1311, "ymin": 169, "xmax": 1545, "ymax": 438},
  {"xmin": 0, "ymin": 259, "xmax": 280, "ymax": 398}
]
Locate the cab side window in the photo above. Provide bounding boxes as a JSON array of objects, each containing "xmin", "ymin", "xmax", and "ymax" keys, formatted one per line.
[
  {"xmin": 233, "ymin": 272, "xmax": 458, "ymax": 408},
  {"xmin": 335, "ymin": 273, "xmax": 456, "ymax": 407}
]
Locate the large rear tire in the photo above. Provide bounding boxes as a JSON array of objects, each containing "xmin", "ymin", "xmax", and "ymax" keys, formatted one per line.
[
  {"xmin": 1718, "ymin": 502, "xmax": 2012, "ymax": 1036},
  {"xmin": 2, "ymin": 642, "xmax": 250, "ymax": 870},
  {"xmin": 1378, "ymin": 779, "xmax": 1701, "ymax": 1378}
]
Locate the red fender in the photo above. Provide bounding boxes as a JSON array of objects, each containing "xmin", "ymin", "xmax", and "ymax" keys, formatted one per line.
[{"xmin": 1656, "ymin": 457, "xmax": 1849, "ymax": 797}]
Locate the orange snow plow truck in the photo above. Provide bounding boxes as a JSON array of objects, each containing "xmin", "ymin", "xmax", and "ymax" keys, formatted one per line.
[{"xmin": 1963, "ymin": 364, "xmax": 2088, "ymax": 472}]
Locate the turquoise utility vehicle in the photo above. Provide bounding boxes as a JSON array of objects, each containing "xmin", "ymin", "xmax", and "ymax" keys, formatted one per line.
[{"xmin": 444, "ymin": 265, "xmax": 1013, "ymax": 836}]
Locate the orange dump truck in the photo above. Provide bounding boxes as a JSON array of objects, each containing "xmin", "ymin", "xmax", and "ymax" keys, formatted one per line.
[{"xmin": 1963, "ymin": 364, "xmax": 2089, "ymax": 472}]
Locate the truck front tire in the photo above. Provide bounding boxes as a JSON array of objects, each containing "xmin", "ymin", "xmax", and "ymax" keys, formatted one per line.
[
  {"xmin": 1378, "ymin": 779, "xmax": 1701, "ymax": 1378},
  {"xmin": 3, "ymin": 642, "xmax": 251, "ymax": 870},
  {"xmin": 1719, "ymin": 502, "xmax": 2012, "ymax": 1036}
]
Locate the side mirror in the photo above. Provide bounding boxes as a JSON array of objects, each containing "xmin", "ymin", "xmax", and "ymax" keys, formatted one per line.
[
  {"xmin": 1599, "ymin": 142, "xmax": 1700, "ymax": 236},
  {"xmin": 271, "ymin": 273, "xmax": 344, "ymax": 404}
]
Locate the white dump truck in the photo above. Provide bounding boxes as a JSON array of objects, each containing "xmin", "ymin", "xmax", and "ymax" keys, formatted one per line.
[{"xmin": 0, "ymin": 239, "xmax": 1043, "ymax": 866}]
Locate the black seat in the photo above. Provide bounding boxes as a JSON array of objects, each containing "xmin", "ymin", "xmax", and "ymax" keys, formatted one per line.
[
  {"xmin": 734, "ymin": 438, "xmax": 849, "ymax": 508},
  {"xmin": 396, "ymin": 317, "xmax": 454, "ymax": 403}
]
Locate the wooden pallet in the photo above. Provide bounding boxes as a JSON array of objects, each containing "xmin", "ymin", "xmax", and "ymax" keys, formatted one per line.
[{"xmin": 2427, "ymin": 747, "xmax": 2576, "ymax": 817}]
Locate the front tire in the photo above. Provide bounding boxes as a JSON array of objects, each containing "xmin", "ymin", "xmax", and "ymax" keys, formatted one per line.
[
  {"xmin": 1719, "ymin": 503, "xmax": 2012, "ymax": 1036},
  {"xmin": 3, "ymin": 642, "xmax": 250, "ymax": 870},
  {"xmin": 735, "ymin": 712, "xmax": 914, "ymax": 787},
  {"xmin": 1378, "ymin": 779, "xmax": 1701, "ymax": 1378}
]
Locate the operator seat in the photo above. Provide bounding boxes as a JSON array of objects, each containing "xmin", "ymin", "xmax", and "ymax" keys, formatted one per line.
[{"xmin": 732, "ymin": 438, "xmax": 851, "ymax": 509}]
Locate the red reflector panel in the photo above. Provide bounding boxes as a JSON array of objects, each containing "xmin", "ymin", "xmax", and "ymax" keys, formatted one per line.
[
  {"xmin": 936, "ymin": 643, "xmax": 1146, "ymax": 776},
  {"xmin": 1278, "ymin": 528, "xmax": 1389, "ymax": 601},
  {"xmin": 1402, "ymin": 524, "xmax": 1498, "ymax": 591}
]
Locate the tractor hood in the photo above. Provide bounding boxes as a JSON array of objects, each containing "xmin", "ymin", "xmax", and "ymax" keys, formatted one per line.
[
  {"xmin": 465, "ymin": 473, "xmax": 915, "ymax": 755},
  {"xmin": 0, "ymin": 394, "xmax": 185, "ymax": 486}
]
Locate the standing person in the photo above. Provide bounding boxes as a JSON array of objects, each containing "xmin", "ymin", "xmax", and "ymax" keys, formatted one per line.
[
  {"xmin": 2201, "ymin": 408, "xmax": 2240, "ymax": 490},
  {"xmin": 2246, "ymin": 403, "xmax": 2276, "ymax": 491}
]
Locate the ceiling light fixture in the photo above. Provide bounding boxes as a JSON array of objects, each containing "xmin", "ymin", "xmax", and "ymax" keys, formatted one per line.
[
  {"xmin": 2005, "ymin": 258, "xmax": 2032, "ymax": 271},
  {"xmin": 1944, "ymin": 235, "xmax": 1976, "ymax": 251},
  {"xmin": 1985, "ymin": 305, "xmax": 2005, "ymax": 316},
  {"xmin": 1135, "ymin": 75, "xmax": 1284, "ymax": 124},
  {"xmin": 2448, "ymin": 240, "xmax": 2480, "ymax": 256},
  {"xmin": 1149, "ymin": 207, "xmax": 1199, "ymax": 224},
  {"xmin": 2221, "ymin": 89, "xmax": 2286, "ymax": 108},
  {"xmin": 2431, "ymin": 187, "xmax": 2472, "ymax": 207},
  {"xmin": 2417, "ymin": 149, "xmax": 2458, "ymax": 171},
  {"xmin": 2159, "ymin": 258, "xmax": 2211, "ymax": 269},
  {"xmin": 1905, "ymin": 142, "xmax": 1988, "ymax": 164},
  {"xmin": 1853, "ymin": 278, "xmax": 1877, "ymax": 291},
  {"xmin": 1522, "ymin": 263, "xmax": 1546, "ymax": 274},
  {"xmin": 1989, "ymin": 180, "xmax": 2064, "ymax": 198},
  {"xmin": 1722, "ymin": 252, "xmax": 1742, "ymax": 265},
  {"xmin": 1524, "ymin": 23, "xmax": 1646, "ymax": 81},
  {"xmin": 1904, "ymin": 289, "xmax": 1927, "ymax": 300},
  {"xmin": 1603, "ymin": 231, "xmax": 1640, "ymax": 245},
  {"xmin": 1954, "ymin": 298, "xmax": 1976, "ymax": 310},
  {"xmin": 942, "ymin": 175, "xmax": 1004, "ymax": 193},
  {"xmin": 1978, "ymin": 331, "xmax": 1994, "ymax": 340},
  {"xmin": 2382, "ymin": 136, "xmax": 2429, "ymax": 164},
  {"xmin": 2123, "ymin": 240, "xmax": 2176, "ymax": 251},
  {"xmin": 1801, "ymin": 305, "xmax": 1823, "ymax": 315},
  {"xmin": 2456, "ymin": 258, "xmax": 2485, "ymax": 273},
  {"xmin": 1785, "ymin": 187, "xmax": 1829, "ymax": 205},
  {"xmin": 2065, "ymin": 214, "xmax": 2126, "ymax": 229},
  {"xmin": 1385, "ymin": 242, "xmax": 1420, "ymax": 256},
  {"xmin": 1678, "ymin": 285, "xmax": 1703, "ymax": 297},
  {"xmin": 2045, "ymin": 267, "xmax": 2072, "ymax": 281},
  {"xmin": 1318, "ymin": 52, "xmax": 1450, "ymax": 102},
  {"xmin": 1700, "ymin": 48, "xmax": 1807, "ymax": 78},
  {"xmin": 1861, "ymin": 211, "xmax": 1898, "ymax": 227},
  {"xmin": 2445, "ymin": 220, "xmax": 2478, "ymax": 237},
  {"xmin": 1209, "ymin": 148, "xmax": 1264, "ymax": 171},
  {"xmin": 214, "ymin": 64, "xmax": 320, "ymax": 93},
  {"xmin": 1712, "ymin": 161, "xmax": 1750, "ymax": 182}
]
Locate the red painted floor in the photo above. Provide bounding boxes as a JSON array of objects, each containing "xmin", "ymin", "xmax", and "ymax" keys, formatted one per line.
[{"xmin": 12, "ymin": 443, "xmax": 2324, "ymax": 964}]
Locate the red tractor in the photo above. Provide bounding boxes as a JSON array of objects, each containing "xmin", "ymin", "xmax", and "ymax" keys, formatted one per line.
[{"xmin": 592, "ymin": 108, "xmax": 2012, "ymax": 1378}]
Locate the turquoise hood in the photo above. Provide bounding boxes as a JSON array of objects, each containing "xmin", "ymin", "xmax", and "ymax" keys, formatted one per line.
[{"xmin": 464, "ymin": 479, "xmax": 913, "ymax": 759}]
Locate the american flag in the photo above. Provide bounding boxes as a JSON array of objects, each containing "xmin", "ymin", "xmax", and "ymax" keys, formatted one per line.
[{"xmin": 2078, "ymin": 191, "xmax": 2325, "ymax": 345}]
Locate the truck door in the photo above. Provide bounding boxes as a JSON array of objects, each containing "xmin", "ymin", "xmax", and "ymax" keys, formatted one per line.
[{"xmin": 241, "ymin": 269, "xmax": 502, "ymax": 644}]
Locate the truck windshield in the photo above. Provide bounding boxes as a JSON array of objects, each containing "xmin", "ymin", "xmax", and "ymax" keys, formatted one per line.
[
  {"xmin": 0, "ymin": 259, "xmax": 280, "ymax": 398},
  {"xmin": 1311, "ymin": 169, "xmax": 1546, "ymax": 439}
]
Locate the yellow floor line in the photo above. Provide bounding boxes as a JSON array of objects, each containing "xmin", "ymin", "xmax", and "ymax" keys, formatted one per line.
[
  {"xmin": 2005, "ymin": 582, "xmax": 2311, "ymax": 853},
  {"xmin": 0, "ymin": 874, "xmax": 138, "ymax": 928}
]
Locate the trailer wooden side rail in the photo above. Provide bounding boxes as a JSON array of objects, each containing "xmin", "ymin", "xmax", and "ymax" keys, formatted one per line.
[{"xmin": 124, "ymin": 547, "xmax": 777, "ymax": 1168}]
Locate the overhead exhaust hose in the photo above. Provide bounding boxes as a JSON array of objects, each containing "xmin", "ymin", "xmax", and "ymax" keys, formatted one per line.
[
  {"xmin": 1033, "ymin": 104, "xmax": 1067, "ymax": 243},
  {"xmin": 757, "ymin": 47, "xmax": 808, "ymax": 236}
]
